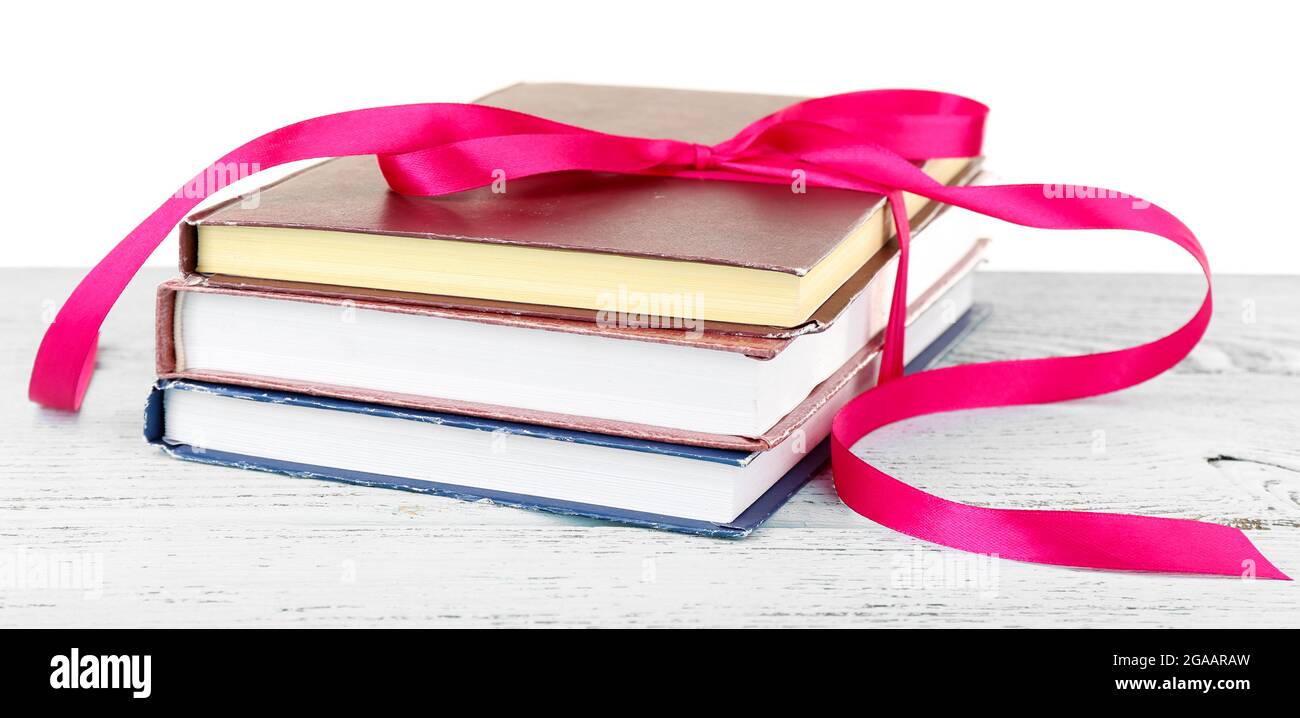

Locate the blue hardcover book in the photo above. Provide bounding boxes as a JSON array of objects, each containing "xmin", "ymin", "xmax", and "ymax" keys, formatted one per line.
[{"xmin": 145, "ymin": 304, "xmax": 988, "ymax": 538}]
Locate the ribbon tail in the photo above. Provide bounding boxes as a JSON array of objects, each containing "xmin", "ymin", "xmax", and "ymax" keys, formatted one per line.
[
  {"xmin": 877, "ymin": 191, "xmax": 911, "ymax": 384},
  {"xmin": 830, "ymin": 181, "xmax": 1290, "ymax": 580},
  {"xmin": 28, "ymin": 104, "xmax": 707, "ymax": 411},
  {"xmin": 30, "ymin": 199, "xmax": 194, "ymax": 410},
  {"xmin": 832, "ymin": 379, "xmax": 1289, "ymax": 580}
]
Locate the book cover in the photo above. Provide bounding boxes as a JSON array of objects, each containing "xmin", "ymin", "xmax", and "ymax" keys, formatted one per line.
[{"xmin": 190, "ymin": 167, "xmax": 986, "ymax": 341}]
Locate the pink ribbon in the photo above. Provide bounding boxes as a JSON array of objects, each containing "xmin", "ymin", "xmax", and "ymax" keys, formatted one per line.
[{"xmin": 30, "ymin": 90, "xmax": 1288, "ymax": 579}]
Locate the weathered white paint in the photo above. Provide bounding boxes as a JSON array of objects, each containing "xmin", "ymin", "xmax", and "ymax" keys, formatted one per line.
[{"xmin": 3, "ymin": 269, "xmax": 1298, "ymax": 627}]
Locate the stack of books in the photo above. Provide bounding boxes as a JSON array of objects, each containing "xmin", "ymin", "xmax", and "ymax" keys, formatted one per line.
[{"xmin": 145, "ymin": 83, "xmax": 990, "ymax": 536}]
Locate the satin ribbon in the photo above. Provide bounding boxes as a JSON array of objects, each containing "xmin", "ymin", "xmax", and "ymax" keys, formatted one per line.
[{"xmin": 29, "ymin": 90, "xmax": 1287, "ymax": 579}]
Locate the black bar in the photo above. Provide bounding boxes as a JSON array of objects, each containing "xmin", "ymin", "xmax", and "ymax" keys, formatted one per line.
[{"xmin": 2, "ymin": 629, "xmax": 1292, "ymax": 705}]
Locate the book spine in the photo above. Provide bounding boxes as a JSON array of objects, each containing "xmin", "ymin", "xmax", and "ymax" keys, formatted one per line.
[{"xmin": 155, "ymin": 282, "xmax": 179, "ymax": 375}]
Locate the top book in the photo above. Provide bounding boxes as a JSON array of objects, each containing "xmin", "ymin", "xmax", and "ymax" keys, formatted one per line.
[{"xmin": 183, "ymin": 83, "xmax": 973, "ymax": 327}]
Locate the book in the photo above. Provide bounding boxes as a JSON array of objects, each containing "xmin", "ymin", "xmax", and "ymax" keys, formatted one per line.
[
  {"xmin": 146, "ymin": 297, "xmax": 989, "ymax": 537},
  {"xmin": 181, "ymin": 83, "xmax": 979, "ymax": 328},
  {"xmin": 158, "ymin": 218, "xmax": 985, "ymax": 442}
]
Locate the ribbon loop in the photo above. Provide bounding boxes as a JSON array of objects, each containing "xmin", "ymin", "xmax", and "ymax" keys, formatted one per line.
[{"xmin": 29, "ymin": 90, "xmax": 1287, "ymax": 579}]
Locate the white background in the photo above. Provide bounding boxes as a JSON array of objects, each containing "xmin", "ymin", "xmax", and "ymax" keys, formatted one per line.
[{"xmin": 3, "ymin": 0, "xmax": 1297, "ymax": 274}]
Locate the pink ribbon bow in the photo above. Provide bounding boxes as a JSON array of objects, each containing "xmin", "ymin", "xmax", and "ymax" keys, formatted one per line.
[{"xmin": 29, "ymin": 90, "xmax": 1288, "ymax": 580}]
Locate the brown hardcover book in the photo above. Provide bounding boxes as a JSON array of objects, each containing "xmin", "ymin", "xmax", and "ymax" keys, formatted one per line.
[{"xmin": 181, "ymin": 83, "xmax": 979, "ymax": 334}]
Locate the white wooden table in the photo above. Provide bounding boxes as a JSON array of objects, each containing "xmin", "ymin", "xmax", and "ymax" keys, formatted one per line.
[{"xmin": 4, "ymin": 268, "xmax": 1298, "ymax": 627}]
